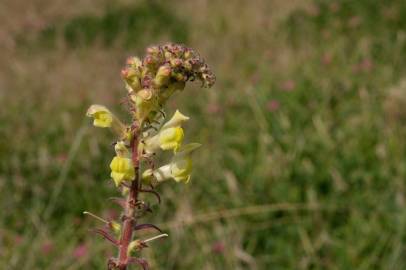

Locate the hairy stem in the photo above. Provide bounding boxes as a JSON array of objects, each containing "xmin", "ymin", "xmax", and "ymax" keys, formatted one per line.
[{"xmin": 117, "ymin": 132, "xmax": 140, "ymax": 269}]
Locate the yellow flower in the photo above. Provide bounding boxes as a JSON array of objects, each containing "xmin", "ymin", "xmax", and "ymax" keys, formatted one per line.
[
  {"xmin": 170, "ymin": 155, "xmax": 193, "ymax": 183},
  {"xmin": 86, "ymin": 105, "xmax": 127, "ymax": 138},
  {"xmin": 110, "ymin": 156, "xmax": 135, "ymax": 187},
  {"xmin": 143, "ymin": 143, "xmax": 201, "ymax": 184},
  {"xmin": 158, "ymin": 127, "xmax": 184, "ymax": 151},
  {"xmin": 109, "ymin": 141, "xmax": 134, "ymax": 186},
  {"xmin": 143, "ymin": 110, "xmax": 189, "ymax": 153},
  {"xmin": 86, "ymin": 105, "xmax": 113, "ymax": 127}
]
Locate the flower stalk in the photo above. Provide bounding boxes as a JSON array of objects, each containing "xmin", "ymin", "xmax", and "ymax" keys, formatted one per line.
[{"xmin": 84, "ymin": 43, "xmax": 215, "ymax": 269}]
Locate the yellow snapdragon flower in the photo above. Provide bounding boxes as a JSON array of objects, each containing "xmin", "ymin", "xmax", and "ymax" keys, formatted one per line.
[
  {"xmin": 158, "ymin": 127, "xmax": 184, "ymax": 151},
  {"xmin": 109, "ymin": 141, "xmax": 135, "ymax": 186},
  {"xmin": 87, "ymin": 105, "xmax": 113, "ymax": 127},
  {"xmin": 143, "ymin": 110, "xmax": 189, "ymax": 153},
  {"xmin": 143, "ymin": 143, "xmax": 201, "ymax": 184},
  {"xmin": 86, "ymin": 105, "xmax": 127, "ymax": 138}
]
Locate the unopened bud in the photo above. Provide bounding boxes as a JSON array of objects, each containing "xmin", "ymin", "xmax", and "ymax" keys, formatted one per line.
[
  {"xmin": 137, "ymin": 89, "xmax": 153, "ymax": 100},
  {"xmin": 164, "ymin": 51, "xmax": 173, "ymax": 60},
  {"xmin": 184, "ymin": 50, "xmax": 193, "ymax": 59},
  {"xmin": 109, "ymin": 221, "xmax": 121, "ymax": 235},
  {"xmin": 184, "ymin": 60, "xmax": 193, "ymax": 71},
  {"xmin": 143, "ymin": 55, "xmax": 156, "ymax": 70},
  {"xmin": 127, "ymin": 240, "xmax": 143, "ymax": 255},
  {"xmin": 122, "ymin": 67, "xmax": 141, "ymax": 92},
  {"xmin": 126, "ymin": 57, "xmax": 142, "ymax": 68},
  {"xmin": 154, "ymin": 65, "xmax": 171, "ymax": 87},
  {"xmin": 170, "ymin": 58, "xmax": 182, "ymax": 67},
  {"xmin": 146, "ymin": 46, "xmax": 160, "ymax": 56},
  {"xmin": 173, "ymin": 72, "xmax": 185, "ymax": 82}
]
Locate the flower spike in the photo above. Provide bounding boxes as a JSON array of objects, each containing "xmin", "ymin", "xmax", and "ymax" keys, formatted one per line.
[{"xmin": 85, "ymin": 44, "xmax": 215, "ymax": 268}]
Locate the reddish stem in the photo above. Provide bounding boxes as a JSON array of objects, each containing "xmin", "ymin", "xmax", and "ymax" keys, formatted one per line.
[{"xmin": 117, "ymin": 133, "xmax": 140, "ymax": 270}]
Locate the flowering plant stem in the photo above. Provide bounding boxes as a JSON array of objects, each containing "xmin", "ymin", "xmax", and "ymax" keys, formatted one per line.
[
  {"xmin": 117, "ymin": 132, "xmax": 140, "ymax": 270},
  {"xmin": 85, "ymin": 44, "xmax": 215, "ymax": 269}
]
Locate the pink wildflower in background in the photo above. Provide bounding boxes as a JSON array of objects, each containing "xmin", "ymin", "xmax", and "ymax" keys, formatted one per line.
[
  {"xmin": 41, "ymin": 240, "xmax": 54, "ymax": 255},
  {"xmin": 206, "ymin": 103, "xmax": 222, "ymax": 114},
  {"xmin": 212, "ymin": 241, "xmax": 225, "ymax": 254},
  {"xmin": 322, "ymin": 53, "xmax": 333, "ymax": 66},
  {"xmin": 73, "ymin": 243, "xmax": 88, "ymax": 259},
  {"xmin": 280, "ymin": 80, "xmax": 295, "ymax": 92},
  {"xmin": 266, "ymin": 100, "xmax": 280, "ymax": 112},
  {"xmin": 352, "ymin": 58, "xmax": 374, "ymax": 73}
]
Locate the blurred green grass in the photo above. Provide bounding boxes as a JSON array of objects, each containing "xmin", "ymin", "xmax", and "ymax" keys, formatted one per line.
[{"xmin": 2, "ymin": 0, "xmax": 406, "ymax": 269}]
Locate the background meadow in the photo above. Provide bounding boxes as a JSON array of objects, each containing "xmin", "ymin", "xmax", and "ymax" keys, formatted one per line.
[{"xmin": 2, "ymin": 0, "xmax": 406, "ymax": 269}]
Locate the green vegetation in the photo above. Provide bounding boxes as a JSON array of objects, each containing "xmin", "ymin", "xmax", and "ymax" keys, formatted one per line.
[{"xmin": 1, "ymin": 0, "xmax": 406, "ymax": 269}]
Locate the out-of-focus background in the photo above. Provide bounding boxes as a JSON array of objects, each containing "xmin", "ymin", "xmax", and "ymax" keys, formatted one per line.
[{"xmin": 2, "ymin": 0, "xmax": 406, "ymax": 269}]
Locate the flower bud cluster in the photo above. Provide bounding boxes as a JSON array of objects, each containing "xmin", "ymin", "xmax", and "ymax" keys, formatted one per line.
[{"xmin": 121, "ymin": 43, "xmax": 216, "ymax": 121}]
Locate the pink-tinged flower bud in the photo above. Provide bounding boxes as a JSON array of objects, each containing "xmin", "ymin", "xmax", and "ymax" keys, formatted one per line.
[
  {"xmin": 170, "ymin": 58, "xmax": 182, "ymax": 67},
  {"xmin": 146, "ymin": 45, "xmax": 160, "ymax": 56},
  {"xmin": 143, "ymin": 55, "xmax": 156, "ymax": 69},
  {"xmin": 154, "ymin": 65, "xmax": 171, "ymax": 87},
  {"xmin": 121, "ymin": 67, "xmax": 141, "ymax": 92},
  {"xmin": 121, "ymin": 68, "xmax": 129, "ymax": 78},
  {"xmin": 126, "ymin": 56, "xmax": 142, "ymax": 68}
]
